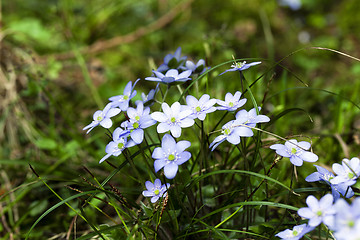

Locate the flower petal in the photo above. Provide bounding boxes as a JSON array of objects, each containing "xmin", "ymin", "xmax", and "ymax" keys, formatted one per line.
[
  {"xmin": 164, "ymin": 163, "xmax": 179, "ymax": 179},
  {"xmin": 154, "ymin": 160, "xmax": 166, "ymax": 172},
  {"xmin": 145, "ymin": 181, "xmax": 154, "ymax": 191},
  {"xmin": 100, "ymin": 118, "xmax": 112, "ymax": 128},
  {"xmin": 301, "ymin": 151, "xmax": 318, "ymax": 162},
  {"xmin": 290, "ymin": 155, "xmax": 303, "ymax": 166}
]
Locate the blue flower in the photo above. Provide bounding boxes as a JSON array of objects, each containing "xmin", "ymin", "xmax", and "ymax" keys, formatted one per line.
[
  {"xmin": 235, "ymin": 107, "xmax": 270, "ymax": 128},
  {"xmin": 270, "ymin": 139, "xmax": 318, "ymax": 166},
  {"xmin": 185, "ymin": 94, "xmax": 217, "ymax": 121},
  {"xmin": 109, "ymin": 79, "xmax": 139, "ymax": 111},
  {"xmin": 120, "ymin": 102, "xmax": 156, "ymax": 144},
  {"xmin": 157, "ymin": 47, "xmax": 187, "ymax": 72},
  {"xmin": 99, "ymin": 127, "xmax": 135, "ymax": 163},
  {"xmin": 209, "ymin": 119, "xmax": 254, "ymax": 151},
  {"xmin": 151, "ymin": 102, "xmax": 194, "ymax": 138},
  {"xmin": 216, "ymin": 91, "xmax": 247, "ymax": 111},
  {"xmin": 152, "ymin": 134, "xmax": 191, "ymax": 179},
  {"xmin": 185, "ymin": 59, "xmax": 209, "ymax": 74},
  {"xmin": 332, "ymin": 198, "xmax": 360, "ymax": 238},
  {"xmin": 83, "ymin": 103, "xmax": 121, "ymax": 134},
  {"xmin": 305, "ymin": 165, "xmax": 354, "ymax": 200},
  {"xmin": 330, "ymin": 157, "xmax": 360, "ymax": 187},
  {"xmin": 297, "ymin": 194, "xmax": 336, "ymax": 227},
  {"xmin": 275, "ymin": 224, "xmax": 315, "ymax": 240},
  {"xmin": 136, "ymin": 85, "xmax": 158, "ymax": 107},
  {"xmin": 142, "ymin": 178, "xmax": 170, "ymax": 203},
  {"xmin": 145, "ymin": 69, "xmax": 192, "ymax": 85},
  {"xmin": 219, "ymin": 61, "xmax": 261, "ymax": 76}
]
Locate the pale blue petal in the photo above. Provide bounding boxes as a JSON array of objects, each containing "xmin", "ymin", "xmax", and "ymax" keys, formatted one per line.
[
  {"xmin": 179, "ymin": 118, "xmax": 194, "ymax": 128},
  {"xmin": 319, "ymin": 194, "xmax": 334, "ymax": 208},
  {"xmin": 142, "ymin": 190, "xmax": 154, "ymax": 197},
  {"xmin": 151, "ymin": 112, "xmax": 167, "ymax": 122},
  {"xmin": 145, "ymin": 77, "xmax": 161, "ymax": 82},
  {"xmin": 298, "ymin": 141, "xmax": 311, "ymax": 150},
  {"xmin": 123, "ymin": 81, "xmax": 133, "ymax": 95},
  {"xmin": 306, "ymin": 195, "xmax": 318, "ymax": 209},
  {"xmin": 151, "ymin": 196, "xmax": 159, "ymax": 203},
  {"xmin": 171, "ymin": 102, "xmax": 181, "ymax": 114},
  {"xmin": 179, "ymin": 110, "xmax": 192, "ymax": 119},
  {"xmin": 164, "ymin": 163, "xmax": 179, "ymax": 179},
  {"xmin": 297, "ymin": 207, "xmax": 314, "ymax": 219},
  {"xmin": 106, "ymin": 108, "xmax": 121, "ymax": 118},
  {"xmin": 186, "ymin": 95, "xmax": 198, "ymax": 106},
  {"xmin": 99, "ymin": 153, "xmax": 112, "ymax": 163},
  {"xmin": 100, "ymin": 118, "xmax": 112, "ymax": 128},
  {"xmin": 177, "ymin": 152, "xmax": 191, "ymax": 165},
  {"xmin": 131, "ymin": 129, "xmax": 144, "ymax": 144},
  {"xmin": 178, "ymin": 69, "xmax": 192, "ymax": 78},
  {"xmin": 170, "ymin": 125, "xmax": 182, "ymax": 138},
  {"xmin": 154, "ymin": 179, "xmax": 162, "ymax": 188},
  {"xmin": 234, "ymin": 127, "xmax": 253, "ymax": 137},
  {"xmin": 290, "ymin": 155, "xmax": 303, "ymax": 166},
  {"xmin": 331, "ymin": 163, "xmax": 343, "ymax": 176},
  {"xmin": 255, "ymin": 115, "xmax": 270, "ymax": 123},
  {"xmin": 226, "ymin": 134, "xmax": 240, "ymax": 145},
  {"xmin": 152, "ymin": 147, "xmax": 165, "ymax": 159},
  {"xmin": 162, "ymin": 134, "xmax": 176, "ymax": 148},
  {"xmin": 301, "ymin": 151, "xmax": 318, "ymax": 162},
  {"xmin": 162, "ymin": 103, "xmax": 171, "ymax": 116},
  {"xmin": 157, "ymin": 122, "xmax": 170, "ymax": 133},
  {"xmin": 308, "ymin": 217, "xmax": 322, "ymax": 227},
  {"xmin": 154, "ymin": 160, "xmax": 166, "ymax": 172},
  {"xmin": 145, "ymin": 181, "xmax": 154, "ymax": 191},
  {"xmin": 305, "ymin": 172, "xmax": 322, "ymax": 182},
  {"xmin": 166, "ymin": 69, "xmax": 178, "ymax": 77}
]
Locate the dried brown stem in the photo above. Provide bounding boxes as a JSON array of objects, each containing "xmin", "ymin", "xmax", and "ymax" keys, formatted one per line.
[{"xmin": 40, "ymin": 0, "xmax": 194, "ymax": 62}]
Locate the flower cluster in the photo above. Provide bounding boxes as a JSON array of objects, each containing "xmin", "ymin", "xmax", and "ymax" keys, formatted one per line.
[
  {"xmin": 276, "ymin": 193, "xmax": 360, "ymax": 239},
  {"xmin": 305, "ymin": 158, "xmax": 359, "ymax": 200},
  {"xmin": 276, "ymin": 157, "xmax": 360, "ymax": 239},
  {"xmin": 83, "ymin": 48, "xmax": 266, "ymax": 204},
  {"xmin": 210, "ymin": 107, "xmax": 270, "ymax": 151},
  {"xmin": 83, "ymin": 47, "xmax": 357, "ymax": 240}
]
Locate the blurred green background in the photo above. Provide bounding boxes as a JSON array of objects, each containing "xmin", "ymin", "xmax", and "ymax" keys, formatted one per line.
[{"xmin": 1, "ymin": 0, "xmax": 360, "ymax": 238}]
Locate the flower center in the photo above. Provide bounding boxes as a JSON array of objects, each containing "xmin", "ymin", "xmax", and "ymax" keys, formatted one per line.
[
  {"xmin": 97, "ymin": 116, "xmax": 103, "ymax": 121},
  {"xmin": 133, "ymin": 122, "xmax": 139, "ymax": 129},
  {"xmin": 292, "ymin": 230, "xmax": 298, "ymax": 236},
  {"xmin": 154, "ymin": 189, "xmax": 160, "ymax": 195},
  {"xmin": 229, "ymin": 102, "xmax": 234, "ymax": 107},
  {"xmin": 316, "ymin": 210, "xmax": 322, "ymax": 216},
  {"xmin": 117, "ymin": 142, "xmax": 125, "ymax": 149},
  {"xmin": 224, "ymin": 128, "xmax": 231, "ymax": 135},
  {"xmin": 232, "ymin": 61, "xmax": 246, "ymax": 69},
  {"xmin": 348, "ymin": 172, "xmax": 355, "ymax": 179},
  {"xmin": 171, "ymin": 117, "xmax": 176, "ymax": 123},
  {"xmin": 195, "ymin": 106, "xmax": 201, "ymax": 112},
  {"xmin": 168, "ymin": 154, "xmax": 175, "ymax": 161},
  {"xmin": 135, "ymin": 116, "xmax": 140, "ymax": 121},
  {"xmin": 124, "ymin": 95, "xmax": 129, "ymax": 100},
  {"xmin": 348, "ymin": 220, "xmax": 355, "ymax": 228},
  {"xmin": 291, "ymin": 148, "xmax": 297, "ymax": 154}
]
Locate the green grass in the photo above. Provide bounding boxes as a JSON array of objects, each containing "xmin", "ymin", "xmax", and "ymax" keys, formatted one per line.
[{"xmin": 1, "ymin": 0, "xmax": 360, "ymax": 239}]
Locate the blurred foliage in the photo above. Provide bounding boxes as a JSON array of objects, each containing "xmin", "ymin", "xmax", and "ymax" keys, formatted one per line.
[{"xmin": 1, "ymin": 0, "xmax": 360, "ymax": 239}]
